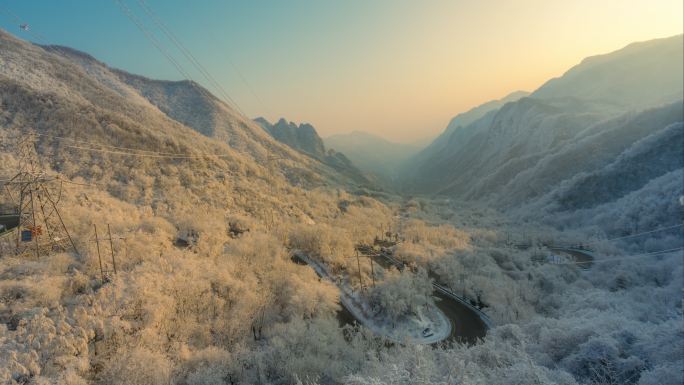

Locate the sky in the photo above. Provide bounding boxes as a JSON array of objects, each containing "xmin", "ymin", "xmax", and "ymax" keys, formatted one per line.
[{"xmin": 0, "ymin": 1, "xmax": 682, "ymax": 143}]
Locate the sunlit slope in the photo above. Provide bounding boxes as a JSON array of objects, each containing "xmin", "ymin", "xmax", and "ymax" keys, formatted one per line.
[{"xmin": 0, "ymin": 28, "xmax": 365, "ymax": 195}]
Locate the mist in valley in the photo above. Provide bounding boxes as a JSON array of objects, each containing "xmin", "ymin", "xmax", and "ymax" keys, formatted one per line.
[{"xmin": 0, "ymin": 2, "xmax": 682, "ymax": 385}]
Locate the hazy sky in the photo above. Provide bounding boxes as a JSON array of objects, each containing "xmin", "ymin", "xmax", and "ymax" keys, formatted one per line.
[{"xmin": 0, "ymin": 1, "xmax": 682, "ymax": 143}]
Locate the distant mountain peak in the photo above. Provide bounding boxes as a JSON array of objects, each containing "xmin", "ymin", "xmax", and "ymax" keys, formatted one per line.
[
  {"xmin": 254, "ymin": 117, "xmax": 370, "ymax": 185},
  {"xmin": 257, "ymin": 118, "xmax": 326, "ymax": 158},
  {"xmin": 253, "ymin": 116, "xmax": 271, "ymax": 127}
]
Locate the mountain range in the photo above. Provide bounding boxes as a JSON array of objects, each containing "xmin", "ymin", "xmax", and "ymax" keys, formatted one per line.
[
  {"xmin": 399, "ymin": 34, "xmax": 683, "ymax": 235},
  {"xmin": 0, "ymin": 27, "xmax": 381, "ymax": 240},
  {"xmin": 0, "ymin": 24, "xmax": 682, "ymax": 385}
]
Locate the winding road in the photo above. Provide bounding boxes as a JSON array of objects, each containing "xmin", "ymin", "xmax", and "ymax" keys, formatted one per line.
[
  {"xmin": 369, "ymin": 250, "xmax": 490, "ymax": 344},
  {"xmin": 294, "ymin": 242, "xmax": 595, "ymax": 345},
  {"xmin": 294, "ymin": 252, "xmax": 452, "ymax": 344},
  {"xmin": 549, "ymin": 246, "xmax": 594, "ymax": 268}
]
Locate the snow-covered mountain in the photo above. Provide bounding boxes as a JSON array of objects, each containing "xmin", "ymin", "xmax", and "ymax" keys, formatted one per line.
[
  {"xmin": 38, "ymin": 44, "xmax": 316, "ymax": 160},
  {"xmin": 444, "ymin": 90, "xmax": 530, "ymax": 137},
  {"xmin": 0, "ymin": 28, "xmax": 374, "ymax": 196},
  {"xmin": 400, "ymin": 34, "xmax": 683, "ymax": 239},
  {"xmin": 403, "ymin": 90, "xmax": 530, "ymax": 186},
  {"xmin": 512, "ymin": 106, "xmax": 683, "ymax": 240},
  {"xmin": 1, "ymin": 25, "xmax": 682, "ymax": 385},
  {"xmin": 324, "ymin": 131, "xmax": 422, "ymax": 181},
  {"xmin": 0, "ymin": 28, "xmax": 399, "ymax": 385},
  {"xmin": 532, "ymin": 35, "xmax": 683, "ymax": 109}
]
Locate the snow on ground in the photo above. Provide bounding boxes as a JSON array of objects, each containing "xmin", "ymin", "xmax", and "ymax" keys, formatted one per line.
[{"xmin": 294, "ymin": 252, "xmax": 451, "ymax": 344}]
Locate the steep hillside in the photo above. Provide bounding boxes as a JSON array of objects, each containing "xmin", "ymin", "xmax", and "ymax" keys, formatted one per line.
[
  {"xmin": 517, "ymin": 118, "xmax": 684, "ymax": 240},
  {"xmin": 0, "ymin": 28, "xmax": 401, "ymax": 385},
  {"xmin": 402, "ymin": 35, "xmax": 683, "ymax": 217},
  {"xmin": 444, "ymin": 90, "xmax": 530, "ymax": 137},
  {"xmin": 406, "ymin": 90, "xmax": 530, "ymax": 177},
  {"xmin": 404, "ymin": 97, "xmax": 606, "ymax": 195},
  {"xmin": 36, "ymin": 42, "xmax": 365, "ymax": 190},
  {"xmin": 494, "ymin": 103, "xmax": 684, "ymax": 206},
  {"xmin": 324, "ymin": 131, "xmax": 422, "ymax": 181},
  {"xmin": 0, "ymin": 28, "xmax": 374, "ymax": 221},
  {"xmin": 533, "ymin": 35, "xmax": 684, "ymax": 109},
  {"xmin": 553, "ymin": 121, "xmax": 683, "ymax": 211}
]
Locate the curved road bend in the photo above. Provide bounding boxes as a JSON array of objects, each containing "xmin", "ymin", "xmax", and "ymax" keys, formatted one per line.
[
  {"xmin": 293, "ymin": 252, "xmax": 485, "ymax": 344},
  {"xmin": 550, "ymin": 247, "xmax": 594, "ymax": 269},
  {"xmin": 369, "ymin": 251, "xmax": 489, "ymax": 344}
]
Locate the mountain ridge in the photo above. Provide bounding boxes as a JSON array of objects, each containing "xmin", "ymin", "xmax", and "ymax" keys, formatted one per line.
[
  {"xmin": 255, "ymin": 117, "xmax": 371, "ymax": 186},
  {"xmin": 398, "ymin": 34, "xmax": 683, "ymax": 237}
]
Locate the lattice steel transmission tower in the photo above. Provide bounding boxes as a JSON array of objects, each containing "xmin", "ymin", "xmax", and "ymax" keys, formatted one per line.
[{"xmin": 3, "ymin": 134, "xmax": 79, "ymax": 258}]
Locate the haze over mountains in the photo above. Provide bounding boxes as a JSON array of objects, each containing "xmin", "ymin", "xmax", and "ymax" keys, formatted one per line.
[
  {"xmin": 400, "ymin": 34, "xmax": 683, "ymax": 238},
  {"xmin": 1, "ymin": 24, "xmax": 683, "ymax": 385},
  {"xmin": 93, "ymin": 29, "xmax": 681, "ymax": 243},
  {"xmin": 324, "ymin": 131, "xmax": 422, "ymax": 182}
]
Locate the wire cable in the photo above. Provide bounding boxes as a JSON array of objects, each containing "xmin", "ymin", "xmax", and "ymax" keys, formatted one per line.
[
  {"xmin": 6, "ymin": 131, "xmax": 235, "ymax": 159},
  {"xmin": 135, "ymin": 0, "xmax": 248, "ymax": 116},
  {"xmin": 553, "ymin": 247, "xmax": 683, "ymax": 265},
  {"xmin": 592, "ymin": 224, "xmax": 683, "ymax": 244},
  {"xmin": 112, "ymin": 0, "xmax": 195, "ymax": 83},
  {"xmin": 1, "ymin": 2, "xmax": 247, "ymax": 118},
  {"xmin": 29, "ymin": 132, "xmax": 199, "ymax": 156},
  {"xmin": 60, "ymin": 143, "xmax": 233, "ymax": 159}
]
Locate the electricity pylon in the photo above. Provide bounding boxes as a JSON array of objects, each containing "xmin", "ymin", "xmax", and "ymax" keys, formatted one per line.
[{"xmin": 5, "ymin": 134, "xmax": 79, "ymax": 258}]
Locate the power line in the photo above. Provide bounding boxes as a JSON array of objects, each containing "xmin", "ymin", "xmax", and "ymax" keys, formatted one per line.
[
  {"xmin": 60, "ymin": 143, "xmax": 233, "ymax": 159},
  {"xmin": 2, "ymin": 2, "xmax": 249, "ymax": 118},
  {"xmin": 554, "ymin": 247, "xmax": 683, "ymax": 266},
  {"xmin": 0, "ymin": 4, "xmax": 276, "ymax": 162},
  {"xmin": 112, "ymin": 0, "xmax": 195, "ymax": 83},
  {"xmin": 7, "ymin": 131, "xmax": 235, "ymax": 159},
  {"xmin": 134, "ymin": 0, "xmax": 250, "ymax": 116},
  {"xmin": 29, "ymin": 132, "xmax": 200, "ymax": 156},
  {"xmin": 592, "ymin": 224, "xmax": 683, "ymax": 244}
]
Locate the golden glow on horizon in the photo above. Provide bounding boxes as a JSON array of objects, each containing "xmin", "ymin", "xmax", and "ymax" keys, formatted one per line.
[{"xmin": 253, "ymin": 0, "xmax": 683, "ymax": 143}]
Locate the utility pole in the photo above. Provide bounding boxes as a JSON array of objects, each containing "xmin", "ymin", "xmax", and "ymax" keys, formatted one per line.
[
  {"xmin": 368, "ymin": 255, "xmax": 376, "ymax": 288},
  {"xmin": 94, "ymin": 224, "xmax": 105, "ymax": 282},
  {"xmin": 107, "ymin": 223, "xmax": 117, "ymax": 275},
  {"xmin": 355, "ymin": 249, "xmax": 364, "ymax": 291}
]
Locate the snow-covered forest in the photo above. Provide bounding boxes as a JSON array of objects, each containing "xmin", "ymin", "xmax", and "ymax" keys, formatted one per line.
[{"xmin": 0, "ymin": 19, "xmax": 682, "ymax": 385}]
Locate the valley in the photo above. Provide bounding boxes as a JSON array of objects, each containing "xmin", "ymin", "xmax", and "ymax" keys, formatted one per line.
[{"xmin": 0, "ymin": 15, "xmax": 681, "ymax": 385}]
